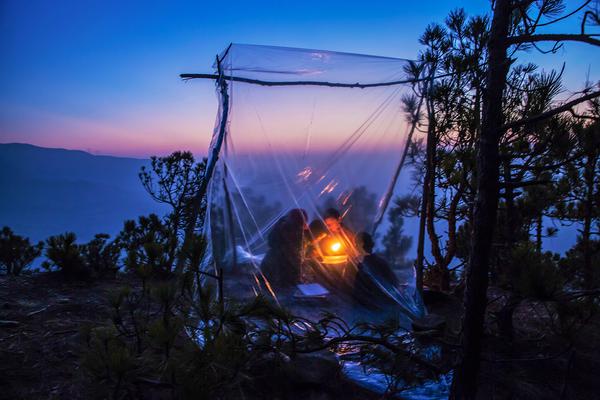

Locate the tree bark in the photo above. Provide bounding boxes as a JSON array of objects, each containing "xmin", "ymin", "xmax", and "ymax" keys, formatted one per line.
[
  {"xmin": 582, "ymin": 150, "xmax": 596, "ymax": 287},
  {"xmin": 536, "ymin": 213, "xmax": 543, "ymax": 253},
  {"xmin": 415, "ymin": 75, "xmax": 437, "ymax": 294},
  {"xmin": 415, "ymin": 185, "xmax": 427, "ymax": 294},
  {"xmin": 420, "ymin": 75, "xmax": 439, "ymax": 291},
  {"xmin": 450, "ymin": 0, "xmax": 512, "ymax": 398}
]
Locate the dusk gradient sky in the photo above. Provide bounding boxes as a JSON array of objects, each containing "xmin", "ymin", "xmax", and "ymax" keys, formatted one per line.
[{"xmin": 1, "ymin": 0, "xmax": 598, "ymax": 158}]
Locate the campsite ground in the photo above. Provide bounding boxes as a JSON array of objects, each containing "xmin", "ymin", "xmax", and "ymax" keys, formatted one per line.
[
  {"xmin": 1, "ymin": 273, "xmax": 599, "ymax": 399},
  {"xmin": 0, "ymin": 273, "xmax": 127, "ymax": 399},
  {"xmin": 0, "ymin": 273, "xmax": 378, "ymax": 400}
]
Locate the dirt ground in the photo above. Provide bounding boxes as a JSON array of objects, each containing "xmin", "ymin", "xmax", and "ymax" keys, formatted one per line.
[
  {"xmin": 2, "ymin": 273, "xmax": 599, "ymax": 400},
  {"xmin": 0, "ymin": 273, "xmax": 138, "ymax": 400},
  {"xmin": 424, "ymin": 287, "xmax": 600, "ymax": 400},
  {"xmin": 0, "ymin": 273, "xmax": 377, "ymax": 400}
]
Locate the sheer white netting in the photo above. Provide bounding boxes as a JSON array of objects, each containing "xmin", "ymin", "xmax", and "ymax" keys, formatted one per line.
[{"xmin": 199, "ymin": 44, "xmax": 425, "ymax": 325}]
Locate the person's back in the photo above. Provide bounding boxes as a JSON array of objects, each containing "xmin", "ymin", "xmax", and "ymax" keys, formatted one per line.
[
  {"xmin": 260, "ymin": 209, "xmax": 307, "ymax": 288},
  {"xmin": 353, "ymin": 232, "xmax": 400, "ymax": 309},
  {"xmin": 362, "ymin": 253, "xmax": 399, "ymax": 288}
]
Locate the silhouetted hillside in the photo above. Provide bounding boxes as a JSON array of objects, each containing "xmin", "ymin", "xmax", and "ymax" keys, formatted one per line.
[{"xmin": 0, "ymin": 143, "xmax": 167, "ymax": 243}]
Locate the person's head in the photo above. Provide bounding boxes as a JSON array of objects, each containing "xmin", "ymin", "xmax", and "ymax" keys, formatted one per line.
[
  {"xmin": 323, "ymin": 208, "xmax": 341, "ymax": 233},
  {"xmin": 286, "ymin": 208, "xmax": 308, "ymax": 230},
  {"xmin": 356, "ymin": 232, "xmax": 374, "ymax": 254},
  {"xmin": 309, "ymin": 219, "xmax": 327, "ymax": 240}
]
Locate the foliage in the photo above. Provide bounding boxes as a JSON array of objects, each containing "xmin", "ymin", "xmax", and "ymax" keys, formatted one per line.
[
  {"xmin": 559, "ymin": 238, "xmax": 600, "ymax": 288},
  {"xmin": 408, "ymin": 9, "xmax": 488, "ymax": 291},
  {"xmin": 117, "ymin": 214, "xmax": 171, "ymax": 279},
  {"xmin": 552, "ymin": 297, "xmax": 599, "ymax": 341},
  {"xmin": 43, "ymin": 232, "xmax": 89, "ymax": 279},
  {"xmin": 500, "ymin": 242, "xmax": 562, "ymax": 300},
  {"xmin": 82, "ymin": 233, "xmax": 121, "ymax": 277},
  {"xmin": 139, "ymin": 151, "xmax": 207, "ymax": 273},
  {"xmin": 382, "ymin": 198, "xmax": 413, "ymax": 268},
  {"xmin": 81, "ymin": 260, "xmax": 448, "ymax": 399},
  {"xmin": 0, "ymin": 226, "xmax": 43, "ymax": 276},
  {"xmin": 43, "ymin": 232, "xmax": 120, "ymax": 279}
]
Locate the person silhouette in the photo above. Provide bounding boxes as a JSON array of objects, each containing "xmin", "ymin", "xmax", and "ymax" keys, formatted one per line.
[
  {"xmin": 260, "ymin": 209, "xmax": 308, "ymax": 289},
  {"xmin": 353, "ymin": 232, "xmax": 400, "ymax": 309}
]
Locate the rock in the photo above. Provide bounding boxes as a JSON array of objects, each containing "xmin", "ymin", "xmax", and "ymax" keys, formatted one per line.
[
  {"xmin": 285, "ymin": 351, "xmax": 340, "ymax": 385},
  {"xmin": 304, "ymin": 391, "xmax": 333, "ymax": 400},
  {"xmin": 412, "ymin": 313, "xmax": 446, "ymax": 332},
  {"xmin": 0, "ymin": 320, "xmax": 20, "ymax": 328},
  {"xmin": 422, "ymin": 289, "xmax": 455, "ymax": 305}
]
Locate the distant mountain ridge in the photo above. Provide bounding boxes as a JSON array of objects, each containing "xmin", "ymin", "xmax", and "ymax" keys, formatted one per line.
[{"xmin": 0, "ymin": 143, "xmax": 167, "ymax": 244}]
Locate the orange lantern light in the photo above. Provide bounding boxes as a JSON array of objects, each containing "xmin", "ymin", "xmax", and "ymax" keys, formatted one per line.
[{"xmin": 321, "ymin": 237, "xmax": 348, "ymax": 265}]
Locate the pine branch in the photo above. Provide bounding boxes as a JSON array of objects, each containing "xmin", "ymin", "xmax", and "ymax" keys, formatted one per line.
[
  {"xmin": 500, "ymin": 179, "xmax": 552, "ymax": 189},
  {"xmin": 507, "ymin": 33, "xmax": 600, "ymax": 47},
  {"xmin": 499, "ymin": 89, "xmax": 600, "ymax": 132}
]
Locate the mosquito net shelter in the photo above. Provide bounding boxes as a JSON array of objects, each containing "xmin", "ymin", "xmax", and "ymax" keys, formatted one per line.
[{"xmin": 186, "ymin": 44, "xmax": 426, "ymax": 326}]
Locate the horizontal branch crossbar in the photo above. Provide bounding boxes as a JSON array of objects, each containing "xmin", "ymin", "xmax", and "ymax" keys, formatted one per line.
[{"xmin": 179, "ymin": 73, "xmax": 432, "ymax": 88}]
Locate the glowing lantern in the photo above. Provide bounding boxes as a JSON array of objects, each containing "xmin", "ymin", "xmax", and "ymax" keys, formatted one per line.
[{"xmin": 321, "ymin": 238, "xmax": 348, "ymax": 265}]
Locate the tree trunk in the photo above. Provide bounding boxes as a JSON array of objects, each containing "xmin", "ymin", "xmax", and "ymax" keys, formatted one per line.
[
  {"xmin": 416, "ymin": 76, "xmax": 437, "ymax": 294},
  {"xmin": 450, "ymin": 0, "xmax": 512, "ymax": 398},
  {"xmin": 502, "ymin": 159, "xmax": 518, "ymax": 240},
  {"xmin": 424, "ymin": 75, "xmax": 440, "ymax": 289},
  {"xmin": 536, "ymin": 213, "xmax": 543, "ymax": 254},
  {"xmin": 582, "ymin": 151, "xmax": 596, "ymax": 288},
  {"xmin": 416, "ymin": 194, "xmax": 427, "ymax": 294},
  {"xmin": 494, "ymin": 293, "xmax": 521, "ymax": 341}
]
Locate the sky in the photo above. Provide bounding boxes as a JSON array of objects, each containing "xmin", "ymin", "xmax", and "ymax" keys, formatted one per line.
[{"xmin": 1, "ymin": 0, "xmax": 598, "ymax": 158}]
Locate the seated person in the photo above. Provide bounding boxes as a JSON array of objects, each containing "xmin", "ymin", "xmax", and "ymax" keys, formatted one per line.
[
  {"xmin": 353, "ymin": 232, "xmax": 400, "ymax": 309},
  {"xmin": 301, "ymin": 220, "xmax": 327, "ymax": 282},
  {"xmin": 302, "ymin": 210, "xmax": 359, "ymax": 296},
  {"xmin": 260, "ymin": 209, "xmax": 308, "ymax": 289},
  {"xmin": 322, "ymin": 208, "xmax": 359, "ymax": 259},
  {"xmin": 306, "ymin": 219, "xmax": 327, "ymax": 258}
]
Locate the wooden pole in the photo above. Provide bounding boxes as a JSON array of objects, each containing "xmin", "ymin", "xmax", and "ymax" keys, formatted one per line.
[
  {"xmin": 371, "ymin": 89, "xmax": 424, "ymax": 235},
  {"xmin": 222, "ymin": 166, "xmax": 237, "ymax": 268},
  {"xmin": 176, "ymin": 57, "xmax": 230, "ymax": 274},
  {"xmin": 180, "ymin": 71, "xmax": 456, "ymax": 89}
]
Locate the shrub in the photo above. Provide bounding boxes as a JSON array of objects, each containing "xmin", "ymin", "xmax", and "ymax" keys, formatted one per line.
[
  {"xmin": 494, "ymin": 242, "xmax": 562, "ymax": 300},
  {"xmin": 82, "ymin": 233, "xmax": 121, "ymax": 277},
  {"xmin": 43, "ymin": 232, "xmax": 89, "ymax": 279},
  {"xmin": 81, "ymin": 271, "xmax": 447, "ymax": 400},
  {"xmin": 44, "ymin": 232, "xmax": 123, "ymax": 279},
  {"xmin": 118, "ymin": 214, "xmax": 173, "ymax": 278},
  {"xmin": 559, "ymin": 239, "xmax": 600, "ymax": 288},
  {"xmin": 0, "ymin": 226, "xmax": 43, "ymax": 275}
]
